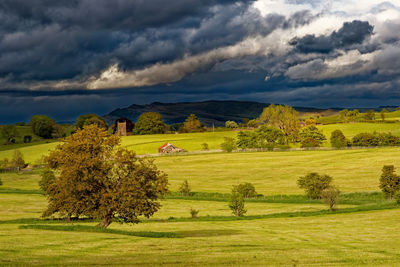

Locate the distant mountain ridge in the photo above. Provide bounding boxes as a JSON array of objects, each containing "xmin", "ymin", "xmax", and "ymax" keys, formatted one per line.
[{"xmin": 103, "ymin": 100, "xmax": 334, "ymax": 126}]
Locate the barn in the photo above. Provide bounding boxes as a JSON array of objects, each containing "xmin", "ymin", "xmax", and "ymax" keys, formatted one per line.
[{"xmin": 158, "ymin": 143, "xmax": 185, "ymax": 154}]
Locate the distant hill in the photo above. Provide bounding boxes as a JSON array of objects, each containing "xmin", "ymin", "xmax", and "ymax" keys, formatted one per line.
[{"xmin": 103, "ymin": 100, "xmax": 336, "ymax": 126}]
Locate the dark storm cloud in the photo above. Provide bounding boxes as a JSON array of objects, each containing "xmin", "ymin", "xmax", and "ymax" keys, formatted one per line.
[
  {"xmin": 290, "ymin": 20, "xmax": 374, "ymax": 53},
  {"xmin": 0, "ymin": 0, "xmax": 256, "ymax": 82}
]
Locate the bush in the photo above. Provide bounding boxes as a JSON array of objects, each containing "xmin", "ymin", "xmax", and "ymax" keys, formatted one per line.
[
  {"xmin": 179, "ymin": 180, "xmax": 191, "ymax": 196},
  {"xmin": 229, "ymin": 190, "xmax": 246, "ymax": 217},
  {"xmin": 300, "ymin": 137, "xmax": 320, "ymax": 148},
  {"xmin": 10, "ymin": 150, "xmax": 25, "ymax": 170},
  {"xmin": 395, "ymin": 192, "xmax": 400, "ymax": 205},
  {"xmin": 379, "ymin": 165, "xmax": 400, "ymax": 199},
  {"xmin": 23, "ymin": 135, "xmax": 32, "ymax": 143},
  {"xmin": 297, "ymin": 172, "xmax": 332, "ymax": 199},
  {"xmin": 201, "ymin": 143, "xmax": 209, "ymax": 150},
  {"xmin": 39, "ymin": 169, "xmax": 56, "ymax": 193},
  {"xmin": 221, "ymin": 137, "xmax": 237, "ymax": 152},
  {"xmin": 190, "ymin": 208, "xmax": 199, "ymax": 219},
  {"xmin": 330, "ymin": 130, "xmax": 348, "ymax": 148},
  {"xmin": 233, "ymin": 182, "xmax": 257, "ymax": 198},
  {"xmin": 225, "ymin": 121, "xmax": 238, "ymax": 128},
  {"xmin": 237, "ymin": 126, "xmax": 284, "ymax": 149},
  {"xmin": 351, "ymin": 133, "xmax": 379, "ymax": 146},
  {"xmin": 321, "ymin": 186, "xmax": 340, "ymax": 211}
]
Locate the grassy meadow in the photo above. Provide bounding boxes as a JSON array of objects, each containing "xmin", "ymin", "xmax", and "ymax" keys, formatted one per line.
[
  {"xmin": 1, "ymin": 145, "xmax": 400, "ymax": 265},
  {"xmin": 1, "ymin": 122, "xmax": 400, "ymax": 164}
]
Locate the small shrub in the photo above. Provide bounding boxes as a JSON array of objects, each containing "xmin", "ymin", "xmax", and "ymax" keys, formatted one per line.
[
  {"xmin": 233, "ymin": 182, "xmax": 257, "ymax": 198},
  {"xmin": 190, "ymin": 208, "xmax": 199, "ymax": 219},
  {"xmin": 201, "ymin": 143, "xmax": 209, "ymax": 150},
  {"xmin": 297, "ymin": 172, "xmax": 332, "ymax": 199},
  {"xmin": 179, "ymin": 180, "xmax": 191, "ymax": 196},
  {"xmin": 221, "ymin": 137, "xmax": 237, "ymax": 152},
  {"xmin": 229, "ymin": 190, "xmax": 246, "ymax": 217},
  {"xmin": 39, "ymin": 169, "xmax": 56, "ymax": 193},
  {"xmin": 321, "ymin": 186, "xmax": 340, "ymax": 211},
  {"xmin": 379, "ymin": 165, "xmax": 400, "ymax": 199}
]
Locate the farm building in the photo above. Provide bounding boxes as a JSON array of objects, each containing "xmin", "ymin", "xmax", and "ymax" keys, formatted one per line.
[
  {"xmin": 114, "ymin": 117, "xmax": 134, "ymax": 136},
  {"xmin": 158, "ymin": 143, "xmax": 185, "ymax": 154}
]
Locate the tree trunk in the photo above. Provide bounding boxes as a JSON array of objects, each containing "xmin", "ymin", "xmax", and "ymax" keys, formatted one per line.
[{"xmin": 97, "ymin": 215, "xmax": 112, "ymax": 228}]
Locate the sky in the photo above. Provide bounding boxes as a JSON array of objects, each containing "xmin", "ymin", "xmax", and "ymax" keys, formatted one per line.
[{"xmin": 1, "ymin": 0, "xmax": 400, "ymax": 123}]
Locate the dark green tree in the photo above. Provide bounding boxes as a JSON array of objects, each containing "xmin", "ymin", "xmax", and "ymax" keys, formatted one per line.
[
  {"xmin": 363, "ymin": 110, "xmax": 375, "ymax": 120},
  {"xmin": 30, "ymin": 115, "xmax": 56, "ymax": 139},
  {"xmin": 379, "ymin": 165, "xmax": 400, "ymax": 199},
  {"xmin": 233, "ymin": 183, "xmax": 257, "ymax": 198},
  {"xmin": 39, "ymin": 169, "xmax": 56, "ymax": 193},
  {"xmin": 75, "ymin": 114, "xmax": 108, "ymax": 130},
  {"xmin": 330, "ymin": 129, "xmax": 348, "ymax": 148},
  {"xmin": 298, "ymin": 172, "xmax": 332, "ymax": 199},
  {"xmin": 134, "ymin": 112, "xmax": 166, "ymax": 135}
]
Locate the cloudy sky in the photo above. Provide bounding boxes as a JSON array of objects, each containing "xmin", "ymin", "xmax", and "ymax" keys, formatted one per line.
[{"xmin": 1, "ymin": 0, "xmax": 400, "ymax": 123}]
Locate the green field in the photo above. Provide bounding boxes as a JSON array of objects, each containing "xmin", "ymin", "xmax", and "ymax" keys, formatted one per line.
[
  {"xmin": 1, "ymin": 146, "xmax": 400, "ymax": 265},
  {"xmin": 1, "ymin": 122, "xmax": 400, "ymax": 164}
]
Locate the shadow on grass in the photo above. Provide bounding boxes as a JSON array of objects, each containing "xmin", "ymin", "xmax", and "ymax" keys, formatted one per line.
[
  {"xmin": 0, "ymin": 188, "xmax": 43, "ymax": 195},
  {"xmin": 19, "ymin": 224, "xmax": 183, "ymax": 238}
]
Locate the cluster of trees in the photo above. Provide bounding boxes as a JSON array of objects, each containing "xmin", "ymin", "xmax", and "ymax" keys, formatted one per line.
[
  {"xmin": 30, "ymin": 115, "xmax": 67, "ymax": 139},
  {"xmin": 237, "ymin": 126, "xmax": 285, "ymax": 149},
  {"xmin": 0, "ymin": 150, "xmax": 26, "ymax": 171},
  {"xmin": 351, "ymin": 132, "xmax": 400, "ymax": 147}
]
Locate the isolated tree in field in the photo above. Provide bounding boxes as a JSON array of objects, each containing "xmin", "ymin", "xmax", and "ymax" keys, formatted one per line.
[
  {"xmin": 229, "ymin": 188, "xmax": 246, "ymax": 217},
  {"xmin": 181, "ymin": 114, "xmax": 204, "ymax": 133},
  {"xmin": 330, "ymin": 129, "xmax": 348, "ymax": 148},
  {"xmin": 43, "ymin": 124, "xmax": 169, "ymax": 228},
  {"xmin": 1, "ymin": 125, "xmax": 18, "ymax": 144},
  {"xmin": 363, "ymin": 110, "xmax": 375, "ymax": 121},
  {"xmin": 221, "ymin": 137, "xmax": 237, "ymax": 152},
  {"xmin": 298, "ymin": 172, "xmax": 332, "ymax": 199},
  {"xmin": 179, "ymin": 180, "xmax": 191, "ymax": 196},
  {"xmin": 321, "ymin": 186, "xmax": 340, "ymax": 211},
  {"xmin": 258, "ymin": 104, "xmax": 300, "ymax": 143},
  {"xmin": 225, "ymin": 121, "xmax": 238, "ymax": 128},
  {"xmin": 10, "ymin": 150, "xmax": 25, "ymax": 170},
  {"xmin": 299, "ymin": 126, "xmax": 326, "ymax": 147},
  {"xmin": 379, "ymin": 165, "xmax": 400, "ymax": 199},
  {"xmin": 30, "ymin": 115, "xmax": 56, "ymax": 139},
  {"xmin": 134, "ymin": 112, "xmax": 166, "ymax": 135},
  {"xmin": 75, "ymin": 114, "xmax": 108, "ymax": 130}
]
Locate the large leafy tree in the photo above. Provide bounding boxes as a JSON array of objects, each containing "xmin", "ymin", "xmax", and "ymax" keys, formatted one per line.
[
  {"xmin": 75, "ymin": 114, "xmax": 108, "ymax": 130},
  {"xmin": 30, "ymin": 115, "xmax": 56, "ymax": 139},
  {"xmin": 43, "ymin": 124, "xmax": 169, "ymax": 228},
  {"xmin": 237, "ymin": 126, "xmax": 284, "ymax": 149},
  {"xmin": 258, "ymin": 104, "xmax": 300, "ymax": 143},
  {"xmin": 134, "ymin": 112, "xmax": 166, "ymax": 135},
  {"xmin": 299, "ymin": 125, "xmax": 326, "ymax": 147}
]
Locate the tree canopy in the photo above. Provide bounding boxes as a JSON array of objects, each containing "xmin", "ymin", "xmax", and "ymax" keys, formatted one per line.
[
  {"xmin": 181, "ymin": 114, "xmax": 204, "ymax": 133},
  {"xmin": 30, "ymin": 115, "xmax": 56, "ymax": 139},
  {"xmin": 75, "ymin": 114, "xmax": 108, "ymax": 130},
  {"xmin": 134, "ymin": 112, "xmax": 166, "ymax": 135},
  {"xmin": 43, "ymin": 124, "xmax": 169, "ymax": 228},
  {"xmin": 258, "ymin": 104, "xmax": 300, "ymax": 143}
]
